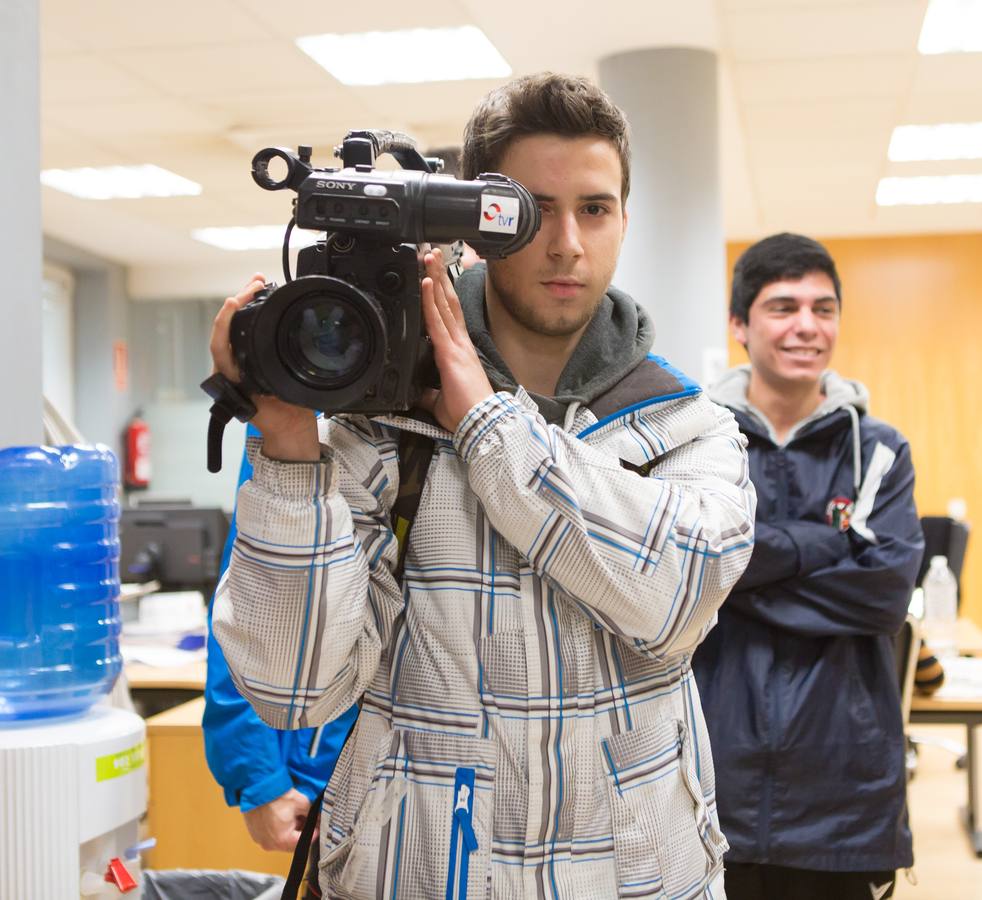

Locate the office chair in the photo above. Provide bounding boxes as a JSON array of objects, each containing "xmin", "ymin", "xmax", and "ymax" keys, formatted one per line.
[
  {"xmin": 895, "ymin": 615, "xmax": 920, "ymax": 781},
  {"xmin": 909, "ymin": 515, "xmax": 972, "ymax": 769},
  {"xmin": 917, "ymin": 516, "xmax": 971, "ymax": 610}
]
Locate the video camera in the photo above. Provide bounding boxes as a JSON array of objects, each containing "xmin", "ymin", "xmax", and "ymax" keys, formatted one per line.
[{"xmin": 201, "ymin": 129, "xmax": 541, "ymax": 473}]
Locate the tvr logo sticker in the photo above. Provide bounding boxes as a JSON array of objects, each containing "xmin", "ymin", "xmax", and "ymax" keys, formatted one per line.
[{"xmin": 479, "ymin": 194, "xmax": 520, "ymax": 235}]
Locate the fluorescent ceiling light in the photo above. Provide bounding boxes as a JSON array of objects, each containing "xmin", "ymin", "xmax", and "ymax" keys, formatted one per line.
[
  {"xmin": 40, "ymin": 165, "xmax": 201, "ymax": 199},
  {"xmin": 876, "ymin": 175, "xmax": 982, "ymax": 205},
  {"xmin": 192, "ymin": 226, "xmax": 319, "ymax": 252},
  {"xmin": 918, "ymin": 0, "xmax": 982, "ymax": 54},
  {"xmin": 296, "ymin": 25, "xmax": 511, "ymax": 85},
  {"xmin": 889, "ymin": 122, "xmax": 982, "ymax": 160}
]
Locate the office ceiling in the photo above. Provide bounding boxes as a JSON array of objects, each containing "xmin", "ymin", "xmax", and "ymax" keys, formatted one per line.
[{"xmin": 39, "ymin": 0, "xmax": 982, "ymax": 292}]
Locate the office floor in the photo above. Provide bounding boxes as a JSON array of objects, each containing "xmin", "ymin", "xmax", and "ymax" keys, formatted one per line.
[{"xmin": 895, "ymin": 725, "xmax": 982, "ymax": 899}]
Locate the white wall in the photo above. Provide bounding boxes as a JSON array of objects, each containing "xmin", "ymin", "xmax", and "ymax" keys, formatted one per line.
[
  {"xmin": 42, "ymin": 263, "xmax": 75, "ymax": 425},
  {"xmin": 1, "ymin": 0, "xmax": 41, "ymax": 447}
]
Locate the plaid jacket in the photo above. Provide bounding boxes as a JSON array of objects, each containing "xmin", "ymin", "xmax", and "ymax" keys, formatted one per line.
[{"xmin": 214, "ymin": 359, "xmax": 755, "ymax": 900}]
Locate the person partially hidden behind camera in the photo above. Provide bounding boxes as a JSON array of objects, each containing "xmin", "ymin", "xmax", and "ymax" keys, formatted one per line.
[
  {"xmin": 211, "ymin": 72, "xmax": 755, "ymax": 899},
  {"xmin": 693, "ymin": 234, "xmax": 924, "ymax": 900}
]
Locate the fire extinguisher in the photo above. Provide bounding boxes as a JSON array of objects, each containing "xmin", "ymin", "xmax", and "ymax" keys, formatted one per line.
[{"xmin": 124, "ymin": 411, "xmax": 152, "ymax": 490}]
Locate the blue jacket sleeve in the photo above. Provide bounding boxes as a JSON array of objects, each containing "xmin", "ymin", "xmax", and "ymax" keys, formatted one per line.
[
  {"xmin": 203, "ymin": 424, "xmax": 357, "ymax": 810},
  {"xmin": 726, "ymin": 440, "xmax": 924, "ymax": 638}
]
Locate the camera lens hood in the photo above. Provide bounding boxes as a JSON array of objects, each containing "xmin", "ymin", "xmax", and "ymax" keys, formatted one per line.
[{"xmin": 244, "ymin": 275, "xmax": 388, "ymax": 412}]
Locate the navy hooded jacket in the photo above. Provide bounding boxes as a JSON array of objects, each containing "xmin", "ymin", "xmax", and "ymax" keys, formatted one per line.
[{"xmin": 693, "ymin": 367, "xmax": 924, "ymax": 872}]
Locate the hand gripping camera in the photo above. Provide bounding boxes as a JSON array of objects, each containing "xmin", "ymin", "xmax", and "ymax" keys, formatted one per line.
[{"xmin": 201, "ymin": 129, "xmax": 540, "ymax": 472}]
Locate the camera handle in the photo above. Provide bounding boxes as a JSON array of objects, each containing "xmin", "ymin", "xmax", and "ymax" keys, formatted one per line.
[
  {"xmin": 341, "ymin": 129, "xmax": 439, "ymax": 173},
  {"xmin": 200, "ymin": 372, "xmax": 258, "ymax": 473}
]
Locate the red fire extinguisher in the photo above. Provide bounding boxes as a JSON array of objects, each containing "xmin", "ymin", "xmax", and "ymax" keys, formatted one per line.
[{"xmin": 124, "ymin": 412, "xmax": 152, "ymax": 490}]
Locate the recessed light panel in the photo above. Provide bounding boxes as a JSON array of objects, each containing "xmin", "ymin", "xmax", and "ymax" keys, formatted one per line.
[
  {"xmin": 876, "ymin": 175, "xmax": 982, "ymax": 205},
  {"xmin": 296, "ymin": 26, "xmax": 511, "ymax": 85},
  {"xmin": 192, "ymin": 226, "xmax": 318, "ymax": 251},
  {"xmin": 919, "ymin": 0, "xmax": 982, "ymax": 54},
  {"xmin": 40, "ymin": 165, "xmax": 202, "ymax": 199},
  {"xmin": 889, "ymin": 123, "xmax": 982, "ymax": 161}
]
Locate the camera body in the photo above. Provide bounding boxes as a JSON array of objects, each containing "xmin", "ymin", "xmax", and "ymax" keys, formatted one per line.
[
  {"xmin": 230, "ymin": 238, "xmax": 427, "ymax": 413},
  {"xmin": 228, "ymin": 130, "xmax": 540, "ymax": 416}
]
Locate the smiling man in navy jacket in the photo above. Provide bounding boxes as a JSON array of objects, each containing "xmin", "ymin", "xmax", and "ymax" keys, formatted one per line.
[{"xmin": 693, "ymin": 233, "xmax": 924, "ymax": 900}]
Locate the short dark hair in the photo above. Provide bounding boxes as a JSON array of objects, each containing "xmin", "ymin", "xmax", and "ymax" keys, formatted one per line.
[
  {"xmin": 730, "ymin": 232, "xmax": 842, "ymax": 323},
  {"xmin": 461, "ymin": 72, "xmax": 631, "ymax": 201}
]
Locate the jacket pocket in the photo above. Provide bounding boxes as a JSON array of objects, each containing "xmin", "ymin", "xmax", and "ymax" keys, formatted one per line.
[
  {"xmin": 601, "ymin": 718, "xmax": 727, "ymax": 899},
  {"xmin": 326, "ymin": 727, "xmax": 497, "ymax": 900}
]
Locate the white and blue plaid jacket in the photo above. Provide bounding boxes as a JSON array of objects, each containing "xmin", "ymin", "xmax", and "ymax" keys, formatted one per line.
[{"xmin": 215, "ymin": 362, "xmax": 755, "ymax": 900}]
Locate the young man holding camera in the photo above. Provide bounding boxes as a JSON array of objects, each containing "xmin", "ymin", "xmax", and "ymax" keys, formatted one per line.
[
  {"xmin": 693, "ymin": 234, "xmax": 924, "ymax": 900},
  {"xmin": 212, "ymin": 73, "xmax": 754, "ymax": 899}
]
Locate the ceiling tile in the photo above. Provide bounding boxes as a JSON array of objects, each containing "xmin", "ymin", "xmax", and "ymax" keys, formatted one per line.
[
  {"xmin": 40, "ymin": 0, "xmax": 269, "ymax": 52},
  {"xmin": 904, "ymin": 54, "xmax": 982, "ymax": 122},
  {"xmin": 735, "ymin": 54, "xmax": 912, "ymax": 103},
  {"xmin": 44, "ymin": 97, "xmax": 228, "ymax": 143},
  {"xmin": 721, "ymin": 0, "xmax": 883, "ymax": 7},
  {"xmin": 40, "ymin": 29, "xmax": 84, "ymax": 54},
  {"xmin": 41, "ymin": 54, "xmax": 159, "ymax": 105},
  {"xmin": 724, "ymin": 2, "xmax": 926, "ymax": 61},
  {"xmin": 197, "ymin": 87, "xmax": 386, "ymax": 139},
  {"xmin": 235, "ymin": 0, "xmax": 462, "ymax": 38},
  {"xmin": 753, "ymin": 168, "xmax": 883, "ymax": 233},
  {"xmin": 107, "ymin": 41, "xmax": 328, "ymax": 98},
  {"xmin": 904, "ymin": 91, "xmax": 982, "ymax": 123},
  {"xmin": 911, "ymin": 53, "xmax": 982, "ymax": 95},
  {"xmin": 742, "ymin": 97, "xmax": 897, "ymax": 136}
]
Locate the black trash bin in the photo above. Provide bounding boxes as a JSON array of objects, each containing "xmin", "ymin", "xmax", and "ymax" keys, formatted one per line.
[{"xmin": 142, "ymin": 869, "xmax": 284, "ymax": 900}]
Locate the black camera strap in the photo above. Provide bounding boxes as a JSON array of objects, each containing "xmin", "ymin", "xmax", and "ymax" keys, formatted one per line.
[
  {"xmin": 281, "ymin": 426, "xmax": 435, "ymax": 900},
  {"xmin": 201, "ymin": 373, "xmax": 259, "ymax": 474}
]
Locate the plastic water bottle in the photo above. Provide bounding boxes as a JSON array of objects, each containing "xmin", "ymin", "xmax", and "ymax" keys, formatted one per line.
[
  {"xmin": 922, "ymin": 554, "xmax": 958, "ymax": 659},
  {"xmin": 0, "ymin": 445, "xmax": 122, "ymax": 721}
]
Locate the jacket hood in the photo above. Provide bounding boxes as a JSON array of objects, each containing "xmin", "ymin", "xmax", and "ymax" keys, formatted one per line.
[
  {"xmin": 454, "ymin": 263, "xmax": 654, "ymax": 423},
  {"xmin": 709, "ymin": 365, "xmax": 868, "ymax": 433},
  {"xmin": 710, "ymin": 364, "xmax": 870, "ymax": 491}
]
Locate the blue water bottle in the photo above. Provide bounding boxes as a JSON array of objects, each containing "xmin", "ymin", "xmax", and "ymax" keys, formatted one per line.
[{"xmin": 0, "ymin": 445, "xmax": 123, "ymax": 721}]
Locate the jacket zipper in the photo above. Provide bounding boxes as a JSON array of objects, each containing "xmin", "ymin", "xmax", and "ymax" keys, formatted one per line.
[
  {"xmin": 759, "ymin": 448, "xmax": 788, "ymax": 858},
  {"xmin": 446, "ymin": 767, "xmax": 478, "ymax": 900}
]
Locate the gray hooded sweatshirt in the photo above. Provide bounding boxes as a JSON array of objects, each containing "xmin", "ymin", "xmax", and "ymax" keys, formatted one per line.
[{"xmin": 454, "ymin": 263, "xmax": 654, "ymax": 424}]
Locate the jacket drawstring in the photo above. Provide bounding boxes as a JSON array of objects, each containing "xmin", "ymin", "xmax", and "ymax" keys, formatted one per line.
[
  {"xmin": 845, "ymin": 404, "xmax": 862, "ymax": 495},
  {"xmin": 563, "ymin": 400, "xmax": 582, "ymax": 432}
]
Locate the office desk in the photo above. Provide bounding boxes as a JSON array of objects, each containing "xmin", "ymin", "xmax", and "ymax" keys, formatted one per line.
[
  {"xmin": 126, "ymin": 660, "xmax": 207, "ymax": 691},
  {"xmin": 145, "ymin": 696, "xmax": 294, "ymax": 876},
  {"xmin": 955, "ymin": 617, "xmax": 982, "ymax": 656},
  {"xmin": 125, "ymin": 659, "xmax": 207, "ymax": 718},
  {"xmin": 910, "ymin": 653, "xmax": 982, "ymax": 856}
]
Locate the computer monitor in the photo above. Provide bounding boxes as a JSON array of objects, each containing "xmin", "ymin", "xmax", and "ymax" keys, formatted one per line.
[{"xmin": 119, "ymin": 505, "xmax": 230, "ymax": 598}]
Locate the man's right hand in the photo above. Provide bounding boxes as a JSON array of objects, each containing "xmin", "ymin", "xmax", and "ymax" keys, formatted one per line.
[
  {"xmin": 241, "ymin": 787, "xmax": 314, "ymax": 852},
  {"xmin": 209, "ymin": 273, "xmax": 321, "ymax": 461}
]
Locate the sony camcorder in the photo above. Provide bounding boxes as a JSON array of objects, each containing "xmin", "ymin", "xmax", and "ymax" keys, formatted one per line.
[{"xmin": 201, "ymin": 129, "xmax": 541, "ymax": 472}]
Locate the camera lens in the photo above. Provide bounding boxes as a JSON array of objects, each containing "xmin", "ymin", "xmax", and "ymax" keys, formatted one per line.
[{"xmin": 285, "ymin": 295, "xmax": 373, "ymax": 386}]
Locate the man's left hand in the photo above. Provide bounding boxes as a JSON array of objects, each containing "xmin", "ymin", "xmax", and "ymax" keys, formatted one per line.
[
  {"xmin": 242, "ymin": 787, "xmax": 313, "ymax": 852},
  {"xmin": 419, "ymin": 248, "xmax": 494, "ymax": 433}
]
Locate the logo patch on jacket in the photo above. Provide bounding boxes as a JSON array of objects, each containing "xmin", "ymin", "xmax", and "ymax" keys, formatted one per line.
[{"xmin": 825, "ymin": 496, "xmax": 854, "ymax": 532}]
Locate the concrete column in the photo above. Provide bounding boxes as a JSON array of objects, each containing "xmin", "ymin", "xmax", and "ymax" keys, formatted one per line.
[
  {"xmin": 599, "ymin": 48, "xmax": 727, "ymax": 386},
  {"xmin": 0, "ymin": 1, "xmax": 42, "ymax": 446}
]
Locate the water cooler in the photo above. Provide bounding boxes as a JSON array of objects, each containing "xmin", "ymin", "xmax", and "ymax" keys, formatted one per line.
[
  {"xmin": 0, "ymin": 705, "xmax": 146, "ymax": 897},
  {"xmin": 0, "ymin": 445, "xmax": 147, "ymax": 898}
]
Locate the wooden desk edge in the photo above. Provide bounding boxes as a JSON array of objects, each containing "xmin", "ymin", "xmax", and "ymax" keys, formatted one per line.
[
  {"xmin": 125, "ymin": 660, "xmax": 207, "ymax": 691},
  {"xmin": 146, "ymin": 695, "xmax": 206, "ymax": 733}
]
